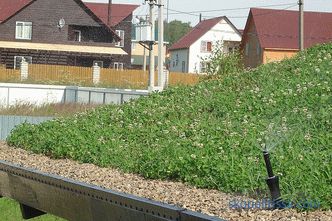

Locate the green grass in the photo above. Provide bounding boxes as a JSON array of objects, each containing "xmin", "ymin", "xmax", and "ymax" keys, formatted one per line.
[
  {"xmin": 0, "ymin": 198, "xmax": 64, "ymax": 221},
  {"xmin": 7, "ymin": 43, "xmax": 332, "ymax": 209}
]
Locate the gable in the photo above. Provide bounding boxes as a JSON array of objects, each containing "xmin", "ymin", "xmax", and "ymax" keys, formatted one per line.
[
  {"xmin": 0, "ymin": 0, "xmax": 33, "ymax": 23},
  {"xmin": 5, "ymin": 0, "xmax": 104, "ymax": 27},
  {"xmin": 170, "ymin": 16, "xmax": 241, "ymax": 51}
]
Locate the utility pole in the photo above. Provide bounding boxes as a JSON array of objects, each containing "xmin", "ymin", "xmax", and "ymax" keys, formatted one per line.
[
  {"xmin": 147, "ymin": 0, "xmax": 156, "ymax": 91},
  {"xmin": 157, "ymin": 0, "xmax": 165, "ymax": 88},
  {"xmin": 299, "ymin": 0, "xmax": 304, "ymax": 51}
]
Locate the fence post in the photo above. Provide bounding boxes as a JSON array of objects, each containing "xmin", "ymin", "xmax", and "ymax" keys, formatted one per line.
[
  {"xmin": 20, "ymin": 58, "xmax": 29, "ymax": 81},
  {"xmin": 164, "ymin": 69, "xmax": 169, "ymax": 88},
  {"xmin": 92, "ymin": 63, "xmax": 100, "ymax": 85}
]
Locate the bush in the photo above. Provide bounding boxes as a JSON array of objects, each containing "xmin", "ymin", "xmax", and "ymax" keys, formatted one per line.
[
  {"xmin": 7, "ymin": 43, "xmax": 332, "ymax": 209},
  {"xmin": 205, "ymin": 41, "xmax": 243, "ymax": 76}
]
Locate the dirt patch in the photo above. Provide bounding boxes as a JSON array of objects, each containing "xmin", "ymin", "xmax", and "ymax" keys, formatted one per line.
[{"xmin": 0, "ymin": 142, "xmax": 330, "ymax": 221}]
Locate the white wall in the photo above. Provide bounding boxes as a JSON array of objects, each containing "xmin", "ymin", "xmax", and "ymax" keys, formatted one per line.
[
  {"xmin": 0, "ymin": 83, "xmax": 148, "ymax": 107},
  {"xmin": 169, "ymin": 49, "xmax": 189, "ymax": 73},
  {"xmin": 0, "ymin": 83, "xmax": 67, "ymax": 107},
  {"xmin": 168, "ymin": 18, "xmax": 241, "ymax": 74},
  {"xmin": 189, "ymin": 18, "xmax": 242, "ymax": 74}
]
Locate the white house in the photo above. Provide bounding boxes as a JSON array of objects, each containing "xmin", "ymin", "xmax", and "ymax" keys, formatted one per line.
[{"xmin": 169, "ymin": 16, "xmax": 242, "ymax": 74}]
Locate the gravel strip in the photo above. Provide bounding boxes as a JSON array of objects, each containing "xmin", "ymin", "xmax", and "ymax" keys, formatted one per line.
[{"xmin": 0, "ymin": 142, "xmax": 331, "ymax": 221}]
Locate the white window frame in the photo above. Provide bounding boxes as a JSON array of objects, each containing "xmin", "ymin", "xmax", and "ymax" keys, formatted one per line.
[
  {"xmin": 14, "ymin": 56, "xmax": 32, "ymax": 69},
  {"xmin": 73, "ymin": 30, "xmax": 82, "ymax": 42},
  {"xmin": 15, "ymin": 21, "xmax": 32, "ymax": 40},
  {"xmin": 113, "ymin": 62, "xmax": 124, "ymax": 70},
  {"xmin": 115, "ymin": 30, "xmax": 125, "ymax": 47},
  {"xmin": 200, "ymin": 41, "xmax": 212, "ymax": 53}
]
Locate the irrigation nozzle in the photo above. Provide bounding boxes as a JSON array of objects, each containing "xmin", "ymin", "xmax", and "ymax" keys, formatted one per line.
[{"xmin": 262, "ymin": 150, "xmax": 285, "ymax": 209}]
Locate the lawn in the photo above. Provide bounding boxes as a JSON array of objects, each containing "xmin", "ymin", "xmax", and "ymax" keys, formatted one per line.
[
  {"xmin": 0, "ymin": 198, "xmax": 64, "ymax": 221},
  {"xmin": 7, "ymin": 43, "xmax": 332, "ymax": 209}
]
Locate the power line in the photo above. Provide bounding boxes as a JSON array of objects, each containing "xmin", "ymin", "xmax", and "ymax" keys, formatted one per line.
[{"xmin": 166, "ymin": 3, "xmax": 297, "ymax": 15}]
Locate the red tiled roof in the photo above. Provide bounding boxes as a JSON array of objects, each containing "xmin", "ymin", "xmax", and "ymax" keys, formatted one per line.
[
  {"xmin": 169, "ymin": 17, "xmax": 224, "ymax": 51},
  {"xmin": 0, "ymin": 0, "xmax": 32, "ymax": 23},
  {"xmin": 247, "ymin": 8, "xmax": 332, "ymax": 49},
  {"xmin": 0, "ymin": 0, "xmax": 138, "ymax": 27}
]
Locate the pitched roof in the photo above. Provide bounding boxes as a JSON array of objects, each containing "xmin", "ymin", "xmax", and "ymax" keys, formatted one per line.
[
  {"xmin": 169, "ymin": 17, "xmax": 222, "ymax": 51},
  {"xmin": 0, "ymin": 0, "xmax": 138, "ymax": 27},
  {"xmin": 84, "ymin": 3, "xmax": 139, "ymax": 27},
  {"xmin": 245, "ymin": 8, "xmax": 332, "ymax": 49},
  {"xmin": 0, "ymin": 0, "xmax": 32, "ymax": 23}
]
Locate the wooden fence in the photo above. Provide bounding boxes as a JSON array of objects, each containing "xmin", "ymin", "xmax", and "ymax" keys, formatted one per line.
[
  {"xmin": 0, "ymin": 64, "xmax": 201, "ymax": 89},
  {"xmin": 0, "ymin": 66, "xmax": 20, "ymax": 82},
  {"xmin": 29, "ymin": 64, "xmax": 93, "ymax": 85}
]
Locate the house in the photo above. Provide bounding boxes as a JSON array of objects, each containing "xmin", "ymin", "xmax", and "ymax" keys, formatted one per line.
[
  {"xmin": 241, "ymin": 8, "xmax": 332, "ymax": 68},
  {"xmin": 168, "ymin": 17, "xmax": 242, "ymax": 74},
  {"xmin": 0, "ymin": 0, "xmax": 139, "ymax": 69}
]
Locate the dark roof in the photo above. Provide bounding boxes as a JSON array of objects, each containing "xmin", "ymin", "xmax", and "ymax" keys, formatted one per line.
[
  {"xmin": 169, "ymin": 17, "xmax": 222, "ymax": 51},
  {"xmin": 0, "ymin": 0, "xmax": 138, "ymax": 27},
  {"xmin": 84, "ymin": 3, "xmax": 139, "ymax": 27},
  {"xmin": 0, "ymin": 0, "xmax": 32, "ymax": 23},
  {"xmin": 244, "ymin": 8, "xmax": 332, "ymax": 49}
]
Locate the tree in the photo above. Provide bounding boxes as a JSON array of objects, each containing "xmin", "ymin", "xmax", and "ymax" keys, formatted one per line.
[{"xmin": 163, "ymin": 20, "xmax": 192, "ymax": 46}]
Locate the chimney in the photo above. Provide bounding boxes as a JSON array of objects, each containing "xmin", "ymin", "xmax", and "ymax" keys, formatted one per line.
[{"xmin": 108, "ymin": 0, "xmax": 112, "ymax": 26}]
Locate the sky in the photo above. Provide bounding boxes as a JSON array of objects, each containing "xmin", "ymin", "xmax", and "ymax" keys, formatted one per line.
[{"xmin": 83, "ymin": 0, "xmax": 332, "ymax": 29}]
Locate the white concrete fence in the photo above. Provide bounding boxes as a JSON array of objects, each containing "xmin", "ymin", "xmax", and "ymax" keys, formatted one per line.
[{"xmin": 0, "ymin": 83, "xmax": 148, "ymax": 108}]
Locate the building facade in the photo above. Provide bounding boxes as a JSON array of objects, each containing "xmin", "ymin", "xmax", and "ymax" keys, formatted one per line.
[
  {"xmin": 241, "ymin": 8, "xmax": 332, "ymax": 68},
  {"xmin": 0, "ymin": 0, "xmax": 138, "ymax": 69},
  {"xmin": 169, "ymin": 17, "xmax": 242, "ymax": 74}
]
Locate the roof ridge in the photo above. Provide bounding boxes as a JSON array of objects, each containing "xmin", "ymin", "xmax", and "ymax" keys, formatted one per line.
[{"xmin": 169, "ymin": 16, "xmax": 224, "ymax": 50}]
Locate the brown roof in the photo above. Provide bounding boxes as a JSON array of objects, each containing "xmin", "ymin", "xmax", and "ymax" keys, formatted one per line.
[
  {"xmin": 244, "ymin": 8, "xmax": 332, "ymax": 49},
  {"xmin": 169, "ymin": 17, "xmax": 223, "ymax": 51},
  {"xmin": 84, "ymin": 3, "xmax": 139, "ymax": 27},
  {"xmin": 0, "ymin": 0, "xmax": 138, "ymax": 27},
  {"xmin": 0, "ymin": 0, "xmax": 32, "ymax": 23}
]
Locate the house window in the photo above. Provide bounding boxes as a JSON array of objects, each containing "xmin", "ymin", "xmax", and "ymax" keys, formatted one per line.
[
  {"xmin": 15, "ymin": 21, "xmax": 32, "ymax": 40},
  {"xmin": 93, "ymin": 60, "xmax": 103, "ymax": 67},
  {"xmin": 181, "ymin": 61, "xmax": 186, "ymax": 73},
  {"xmin": 14, "ymin": 56, "xmax": 32, "ymax": 69},
  {"xmin": 113, "ymin": 62, "xmax": 124, "ymax": 70},
  {"xmin": 200, "ymin": 41, "xmax": 212, "ymax": 52},
  {"xmin": 74, "ymin": 30, "xmax": 82, "ymax": 42},
  {"xmin": 245, "ymin": 43, "xmax": 250, "ymax": 56},
  {"xmin": 115, "ymin": 30, "xmax": 125, "ymax": 47},
  {"xmin": 200, "ymin": 62, "xmax": 207, "ymax": 73}
]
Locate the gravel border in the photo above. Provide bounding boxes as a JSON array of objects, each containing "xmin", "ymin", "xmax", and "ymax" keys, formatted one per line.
[{"xmin": 0, "ymin": 143, "xmax": 331, "ymax": 221}]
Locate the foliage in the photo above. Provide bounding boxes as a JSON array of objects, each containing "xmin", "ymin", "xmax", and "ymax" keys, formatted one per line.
[
  {"xmin": 204, "ymin": 41, "xmax": 244, "ymax": 77},
  {"xmin": 164, "ymin": 20, "xmax": 192, "ymax": 46},
  {"xmin": 7, "ymin": 44, "xmax": 332, "ymax": 209}
]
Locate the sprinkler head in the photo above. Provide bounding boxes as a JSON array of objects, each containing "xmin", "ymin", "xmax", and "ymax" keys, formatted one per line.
[{"xmin": 262, "ymin": 150, "xmax": 284, "ymax": 209}]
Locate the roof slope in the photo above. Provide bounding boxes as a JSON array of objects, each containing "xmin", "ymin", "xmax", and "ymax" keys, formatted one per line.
[
  {"xmin": 248, "ymin": 8, "xmax": 332, "ymax": 49},
  {"xmin": 0, "ymin": 0, "xmax": 138, "ymax": 27},
  {"xmin": 84, "ymin": 3, "xmax": 139, "ymax": 27},
  {"xmin": 0, "ymin": 0, "xmax": 32, "ymax": 23},
  {"xmin": 169, "ymin": 17, "xmax": 223, "ymax": 51}
]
